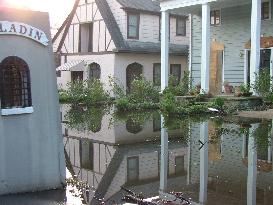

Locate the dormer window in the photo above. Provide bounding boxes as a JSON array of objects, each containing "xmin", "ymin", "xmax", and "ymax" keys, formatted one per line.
[
  {"xmin": 262, "ymin": 0, "xmax": 271, "ymax": 20},
  {"xmin": 127, "ymin": 12, "xmax": 140, "ymax": 39},
  {"xmin": 176, "ymin": 17, "xmax": 186, "ymax": 36}
]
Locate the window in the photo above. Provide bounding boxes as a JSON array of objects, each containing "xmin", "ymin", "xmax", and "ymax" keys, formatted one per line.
[
  {"xmin": 78, "ymin": 23, "xmax": 93, "ymax": 52},
  {"xmin": 159, "ymin": 17, "xmax": 170, "ymax": 41},
  {"xmin": 127, "ymin": 12, "xmax": 140, "ymax": 39},
  {"xmin": 153, "ymin": 63, "xmax": 161, "ymax": 86},
  {"xmin": 210, "ymin": 10, "xmax": 221, "ymax": 25},
  {"xmin": 126, "ymin": 62, "xmax": 143, "ymax": 92},
  {"xmin": 176, "ymin": 17, "xmax": 186, "ymax": 36},
  {"xmin": 170, "ymin": 64, "xmax": 182, "ymax": 85},
  {"xmin": 262, "ymin": 0, "xmax": 271, "ymax": 20},
  {"xmin": 175, "ymin": 156, "xmax": 186, "ymax": 175},
  {"xmin": 89, "ymin": 63, "xmax": 101, "ymax": 81},
  {"xmin": 0, "ymin": 56, "xmax": 32, "ymax": 109},
  {"xmin": 153, "ymin": 112, "xmax": 161, "ymax": 132},
  {"xmin": 56, "ymin": 70, "xmax": 61, "ymax": 77},
  {"xmin": 80, "ymin": 139, "xmax": 94, "ymax": 170},
  {"xmin": 127, "ymin": 156, "xmax": 139, "ymax": 182},
  {"xmin": 126, "ymin": 118, "xmax": 143, "ymax": 134},
  {"xmin": 71, "ymin": 71, "xmax": 83, "ymax": 82}
]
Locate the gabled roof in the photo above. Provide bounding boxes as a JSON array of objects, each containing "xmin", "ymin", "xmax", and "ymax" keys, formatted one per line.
[
  {"xmin": 117, "ymin": 0, "xmax": 161, "ymax": 13},
  {"xmin": 95, "ymin": 0, "xmax": 127, "ymax": 50},
  {"xmin": 121, "ymin": 41, "xmax": 188, "ymax": 55},
  {"xmin": 53, "ymin": 0, "xmax": 188, "ymax": 55}
]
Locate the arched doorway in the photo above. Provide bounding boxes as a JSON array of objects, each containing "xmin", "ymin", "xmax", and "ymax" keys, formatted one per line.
[
  {"xmin": 126, "ymin": 62, "xmax": 143, "ymax": 92},
  {"xmin": 89, "ymin": 62, "xmax": 101, "ymax": 81}
]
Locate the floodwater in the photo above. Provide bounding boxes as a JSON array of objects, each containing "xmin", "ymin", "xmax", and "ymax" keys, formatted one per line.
[{"xmin": 61, "ymin": 104, "xmax": 273, "ymax": 205}]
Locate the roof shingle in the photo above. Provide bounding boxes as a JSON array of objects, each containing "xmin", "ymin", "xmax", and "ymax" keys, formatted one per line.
[{"xmin": 117, "ymin": 0, "xmax": 161, "ymax": 13}]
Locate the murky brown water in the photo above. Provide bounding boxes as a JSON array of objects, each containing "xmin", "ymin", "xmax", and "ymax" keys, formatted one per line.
[{"xmin": 61, "ymin": 104, "xmax": 273, "ymax": 205}]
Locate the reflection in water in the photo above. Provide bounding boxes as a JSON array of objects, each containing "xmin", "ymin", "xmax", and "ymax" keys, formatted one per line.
[
  {"xmin": 61, "ymin": 104, "xmax": 273, "ymax": 205},
  {"xmin": 65, "ymin": 105, "xmax": 105, "ymax": 132}
]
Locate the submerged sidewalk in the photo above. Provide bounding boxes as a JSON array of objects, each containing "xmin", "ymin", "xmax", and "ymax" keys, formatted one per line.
[{"xmin": 0, "ymin": 189, "xmax": 66, "ymax": 205}]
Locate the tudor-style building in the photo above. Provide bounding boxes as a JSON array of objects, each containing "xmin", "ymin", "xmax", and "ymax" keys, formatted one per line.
[{"xmin": 53, "ymin": 0, "xmax": 189, "ymax": 92}]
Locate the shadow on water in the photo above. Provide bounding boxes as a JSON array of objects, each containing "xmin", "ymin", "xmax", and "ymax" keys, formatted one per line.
[{"xmin": 61, "ymin": 104, "xmax": 273, "ymax": 205}]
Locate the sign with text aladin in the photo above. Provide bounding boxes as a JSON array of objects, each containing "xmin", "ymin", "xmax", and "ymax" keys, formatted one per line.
[{"xmin": 0, "ymin": 21, "xmax": 49, "ymax": 46}]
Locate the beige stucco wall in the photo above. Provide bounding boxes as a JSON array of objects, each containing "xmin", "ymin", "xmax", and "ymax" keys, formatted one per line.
[{"xmin": 0, "ymin": 8, "xmax": 65, "ymax": 195}]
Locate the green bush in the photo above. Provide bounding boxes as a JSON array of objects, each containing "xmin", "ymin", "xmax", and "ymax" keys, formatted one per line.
[
  {"xmin": 61, "ymin": 79, "xmax": 110, "ymax": 105},
  {"xmin": 129, "ymin": 77, "xmax": 160, "ymax": 103},
  {"xmin": 110, "ymin": 76, "xmax": 160, "ymax": 110},
  {"xmin": 85, "ymin": 79, "xmax": 110, "ymax": 105},
  {"xmin": 165, "ymin": 71, "xmax": 192, "ymax": 96},
  {"xmin": 212, "ymin": 97, "xmax": 225, "ymax": 109},
  {"xmin": 160, "ymin": 90, "xmax": 177, "ymax": 113},
  {"xmin": 109, "ymin": 76, "xmax": 126, "ymax": 99},
  {"xmin": 66, "ymin": 80, "xmax": 85, "ymax": 104},
  {"xmin": 253, "ymin": 68, "xmax": 271, "ymax": 97}
]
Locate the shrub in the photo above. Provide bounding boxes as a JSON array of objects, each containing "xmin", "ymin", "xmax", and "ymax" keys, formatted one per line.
[
  {"xmin": 109, "ymin": 76, "xmax": 126, "ymax": 99},
  {"xmin": 129, "ymin": 77, "xmax": 160, "ymax": 103},
  {"xmin": 253, "ymin": 68, "xmax": 271, "ymax": 97},
  {"xmin": 160, "ymin": 91, "xmax": 177, "ymax": 113},
  {"xmin": 212, "ymin": 97, "xmax": 225, "ymax": 109},
  {"xmin": 110, "ymin": 76, "xmax": 160, "ymax": 110},
  {"xmin": 165, "ymin": 71, "xmax": 192, "ymax": 96},
  {"xmin": 66, "ymin": 80, "xmax": 85, "ymax": 104},
  {"xmin": 85, "ymin": 79, "xmax": 110, "ymax": 105},
  {"xmin": 63, "ymin": 79, "xmax": 110, "ymax": 105}
]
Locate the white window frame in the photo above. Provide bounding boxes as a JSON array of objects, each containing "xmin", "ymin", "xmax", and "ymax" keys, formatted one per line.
[
  {"xmin": 244, "ymin": 47, "xmax": 273, "ymax": 85},
  {"xmin": 210, "ymin": 9, "xmax": 221, "ymax": 26},
  {"xmin": 1, "ymin": 107, "xmax": 34, "ymax": 116}
]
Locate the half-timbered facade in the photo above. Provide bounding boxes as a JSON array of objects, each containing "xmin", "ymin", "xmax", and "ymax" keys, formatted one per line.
[{"xmin": 53, "ymin": 0, "xmax": 189, "ymax": 92}]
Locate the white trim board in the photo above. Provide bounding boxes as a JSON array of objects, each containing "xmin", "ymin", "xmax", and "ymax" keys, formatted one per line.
[{"xmin": 1, "ymin": 107, "xmax": 34, "ymax": 116}]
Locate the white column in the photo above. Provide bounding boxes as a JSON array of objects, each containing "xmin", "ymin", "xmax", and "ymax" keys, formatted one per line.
[
  {"xmin": 244, "ymin": 49, "xmax": 248, "ymax": 84},
  {"xmin": 161, "ymin": 11, "xmax": 170, "ymax": 92},
  {"xmin": 201, "ymin": 3, "xmax": 211, "ymax": 93},
  {"xmin": 270, "ymin": 48, "xmax": 273, "ymax": 85},
  {"xmin": 268, "ymin": 134, "xmax": 272, "ymax": 163},
  {"xmin": 250, "ymin": 0, "xmax": 261, "ymax": 93},
  {"xmin": 199, "ymin": 122, "xmax": 209, "ymax": 204},
  {"xmin": 160, "ymin": 115, "xmax": 168, "ymax": 192},
  {"xmin": 247, "ymin": 124, "xmax": 258, "ymax": 205},
  {"xmin": 242, "ymin": 135, "xmax": 247, "ymax": 159},
  {"xmin": 187, "ymin": 126, "xmax": 191, "ymax": 185}
]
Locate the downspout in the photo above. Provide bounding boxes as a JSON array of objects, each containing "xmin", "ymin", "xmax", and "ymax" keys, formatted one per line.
[{"xmin": 188, "ymin": 14, "xmax": 192, "ymax": 89}]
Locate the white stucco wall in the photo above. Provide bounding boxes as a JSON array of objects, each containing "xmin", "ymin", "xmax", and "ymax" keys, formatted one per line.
[
  {"xmin": 114, "ymin": 53, "xmax": 188, "ymax": 90},
  {"xmin": 63, "ymin": 54, "xmax": 116, "ymax": 92},
  {"xmin": 0, "ymin": 8, "xmax": 65, "ymax": 195},
  {"xmin": 58, "ymin": 52, "xmax": 188, "ymax": 93}
]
